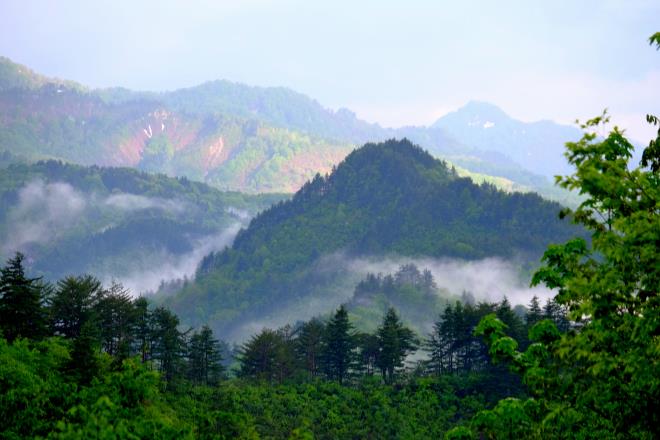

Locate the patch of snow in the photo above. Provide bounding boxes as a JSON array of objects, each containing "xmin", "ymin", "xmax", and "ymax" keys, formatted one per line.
[
  {"xmin": 161, "ymin": 122, "xmax": 165, "ymax": 131},
  {"xmin": 483, "ymin": 121, "xmax": 495, "ymax": 129}
]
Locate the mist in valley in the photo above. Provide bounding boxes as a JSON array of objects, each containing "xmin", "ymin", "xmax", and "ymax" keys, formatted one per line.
[
  {"xmin": 1, "ymin": 179, "xmax": 246, "ymax": 295},
  {"xmin": 226, "ymin": 252, "xmax": 551, "ymax": 342}
]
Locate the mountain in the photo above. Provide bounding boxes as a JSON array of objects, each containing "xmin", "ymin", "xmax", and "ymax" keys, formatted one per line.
[
  {"xmin": 162, "ymin": 139, "xmax": 579, "ymax": 340},
  {"xmin": 0, "ymin": 159, "xmax": 285, "ymax": 292},
  {"xmin": 433, "ymin": 101, "xmax": 583, "ymax": 178},
  {"xmin": 0, "ymin": 56, "xmax": 580, "ymax": 199}
]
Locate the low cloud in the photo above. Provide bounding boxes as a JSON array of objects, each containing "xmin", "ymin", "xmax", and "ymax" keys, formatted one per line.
[
  {"xmin": 3, "ymin": 180, "xmax": 86, "ymax": 254},
  {"xmin": 104, "ymin": 193, "xmax": 188, "ymax": 214},
  {"xmin": 1, "ymin": 180, "xmax": 195, "ymax": 256},
  {"xmin": 227, "ymin": 253, "xmax": 552, "ymax": 342},
  {"xmin": 348, "ymin": 255, "xmax": 553, "ymax": 306},
  {"xmin": 108, "ymin": 223, "xmax": 241, "ymax": 296}
]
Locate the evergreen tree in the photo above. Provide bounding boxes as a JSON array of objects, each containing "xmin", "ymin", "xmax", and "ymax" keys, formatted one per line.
[
  {"xmin": 151, "ymin": 306, "xmax": 186, "ymax": 386},
  {"xmin": 525, "ymin": 295, "xmax": 543, "ymax": 329},
  {"xmin": 321, "ymin": 305, "xmax": 355, "ymax": 384},
  {"xmin": 295, "ymin": 318, "xmax": 325, "ymax": 379},
  {"xmin": 355, "ymin": 332, "xmax": 380, "ymax": 376},
  {"xmin": 0, "ymin": 253, "xmax": 48, "ymax": 342},
  {"xmin": 96, "ymin": 281, "xmax": 135, "ymax": 360},
  {"xmin": 187, "ymin": 325, "xmax": 224, "ymax": 386},
  {"xmin": 49, "ymin": 275, "xmax": 103, "ymax": 339},
  {"xmin": 496, "ymin": 296, "xmax": 525, "ymax": 344},
  {"xmin": 238, "ymin": 328, "xmax": 286, "ymax": 382},
  {"xmin": 542, "ymin": 297, "xmax": 569, "ymax": 333},
  {"xmin": 375, "ymin": 308, "xmax": 417, "ymax": 383},
  {"xmin": 132, "ymin": 297, "xmax": 152, "ymax": 362},
  {"xmin": 67, "ymin": 320, "xmax": 100, "ymax": 384}
]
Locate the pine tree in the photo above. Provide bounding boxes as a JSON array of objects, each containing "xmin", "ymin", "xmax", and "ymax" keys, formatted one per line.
[
  {"xmin": 375, "ymin": 307, "xmax": 416, "ymax": 383},
  {"xmin": 295, "ymin": 318, "xmax": 325, "ymax": 379},
  {"xmin": 187, "ymin": 325, "xmax": 224, "ymax": 386},
  {"xmin": 0, "ymin": 253, "xmax": 48, "ymax": 342},
  {"xmin": 238, "ymin": 328, "xmax": 285, "ymax": 382},
  {"xmin": 543, "ymin": 297, "xmax": 569, "ymax": 333},
  {"xmin": 50, "ymin": 275, "xmax": 103, "ymax": 339},
  {"xmin": 67, "ymin": 320, "xmax": 100, "ymax": 384},
  {"xmin": 355, "ymin": 332, "xmax": 380, "ymax": 376},
  {"xmin": 151, "ymin": 306, "xmax": 186, "ymax": 386},
  {"xmin": 132, "ymin": 297, "xmax": 152, "ymax": 363},
  {"xmin": 321, "ymin": 305, "xmax": 355, "ymax": 384},
  {"xmin": 525, "ymin": 295, "xmax": 543, "ymax": 328},
  {"xmin": 96, "ymin": 281, "xmax": 135, "ymax": 359}
]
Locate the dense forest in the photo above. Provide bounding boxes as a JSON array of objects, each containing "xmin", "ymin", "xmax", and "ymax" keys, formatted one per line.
[
  {"xmin": 0, "ymin": 29, "xmax": 658, "ymax": 440},
  {"xmin": 2, "ymin": 97, "xmax": 657, "ymax": 436},
  {"xmin": 0, "ymin": 251, "xmax": 572, "ymax": 438},
  {"xmin": 165, "ymin": 139, "xmax": 579, "ymax": 338}
]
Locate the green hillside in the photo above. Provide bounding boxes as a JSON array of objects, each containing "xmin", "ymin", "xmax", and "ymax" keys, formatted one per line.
[{"xmin": 164, "ymin": 139, "xmax": 579, "ymax": 338}]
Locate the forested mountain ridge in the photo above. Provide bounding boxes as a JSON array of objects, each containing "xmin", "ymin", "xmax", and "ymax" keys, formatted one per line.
[
  {"xmin": 0, "ymin": 56, "xmax": 578, "ymax": 199},
  {"xmin": 164, "ymin": 139, "xmax": 579, "ymax": 339},
  {"xmin": 0, "ymin": 159, "xmax": 285, "ymax": 290}
]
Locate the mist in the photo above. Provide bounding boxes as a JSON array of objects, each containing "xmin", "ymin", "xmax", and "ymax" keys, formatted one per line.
[
  {"xmin": 3, "ymin": 180, "xmax": 86, "ymax": 254},
  {"xmin": 107, "ymin": 223, "xmax": 242, "ymax": 296},
  {"xmin": 227, "ymin": 252, "xmax": 553, "ymax": 342},
  {"xmin": 347, "ymin": 255, "xmax": 554, "ymax": 306},
  {"xmin": 104, "ymin": 193, "xmax": 189, "ymax": 214},
  {"xmin": 2, "ymin": 180, "xmax": 196, "ymax": 256},
  {"xmin": 1, "ymin": 180, "xmax": 246, "ymax": 297}
]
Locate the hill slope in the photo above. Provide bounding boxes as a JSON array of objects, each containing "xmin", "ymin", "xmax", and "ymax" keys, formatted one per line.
[
  {"xmin": 0, "ymin": 160, "xmax": 285, "ymax": 292},
  {"xmin": 162, "ymin": 139, "xmax": 579, "ymax": 339}
]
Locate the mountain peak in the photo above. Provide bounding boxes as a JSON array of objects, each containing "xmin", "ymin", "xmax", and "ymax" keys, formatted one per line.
[{"xmin": 432, "ymin": 101, "xmax": 511, "ymax": 129}]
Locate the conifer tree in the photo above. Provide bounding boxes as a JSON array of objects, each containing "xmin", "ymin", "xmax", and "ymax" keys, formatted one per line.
[
  {"xmin": 525, "ymin": 295, "xmax": 543, "ymax": 329},
  {"xmin": 96, "ymin": 282, "xmax": 135, "ymax": 359},
  {"xmin": 151, "ymin": 306, "xmax": 186, "ymax": 385},
  {"xmin": 50, "ymin": 275, "xmax": 103, "ymax": 339},
  {"xmin": 0, "ymin": 252, "xmax": 48, "ymax": 342},
  {"xmin": 187, "ymin": 325, "xmax": 224, "ymax": 386},
  {"xmin": 132, "ymin": 297, "xmax": 152, "ymax": 362},
  {"xmin": 321, "ymin": 305, "xmax": 355, "ymax": 384},
  {"xmin": 238, "ymin": 328, "xmax": 286, "ymax": 382},
  {"xmin": 295, "ymin": 318, "xmax": 325, "ymax": 378},
  {"xmin": 375, "ymin": 307, "xmax": 416, "ymax": 383}
]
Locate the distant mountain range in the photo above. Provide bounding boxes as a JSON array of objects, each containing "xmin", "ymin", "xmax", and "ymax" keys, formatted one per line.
[
  {"xmin": 0, "ymin": 56, "xmax": 582, "ymax": 200},
  {"xmin": 162, "ymin": 139, "xmax": 580, "ymax": 340}
]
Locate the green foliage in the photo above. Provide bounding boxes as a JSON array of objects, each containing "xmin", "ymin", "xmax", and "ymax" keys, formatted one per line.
[
  {"xmin": 375, "ymin": 308, "xmax": 417, "ymax": 383},
  {"xmin": 187, "ymin": 325, "xmax": 225, "ymax": 386},
  {"xmin": 321, "ymin": 305, "xmax": 356, "ymax": 384},
  {"xmin": 0, "ymin": 252, "xmax": 48, "ymax": 341},
  {"xmin": 470, "ymin": 38, "xmax": 660, "ymax": 437}
]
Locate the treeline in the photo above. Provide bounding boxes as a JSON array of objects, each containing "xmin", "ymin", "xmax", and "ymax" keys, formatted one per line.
[
  {"xmin": 0, "ymin": 250, "xmax": 571, "ymax": 438},
  {"xmin": 0, "ymin": 252, "xmax": 226, "ymax": 388},
  {"xmin": 238, "ymin": 295, "xmax": 567, "ymax": 388},
  {"xmin": 1, "ymin": 251, "xmax": 569, "ymax": 390}
]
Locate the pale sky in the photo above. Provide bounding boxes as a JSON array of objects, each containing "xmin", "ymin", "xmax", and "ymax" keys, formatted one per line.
[{"xmin": 1, "ymin": 0, "xmax": 658, "ymax": 142}]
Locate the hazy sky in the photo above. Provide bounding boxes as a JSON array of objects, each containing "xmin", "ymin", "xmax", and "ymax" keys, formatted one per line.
[{"xmin": 1, "ymin": 0, "xmax": 658, "ymax": 141}]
